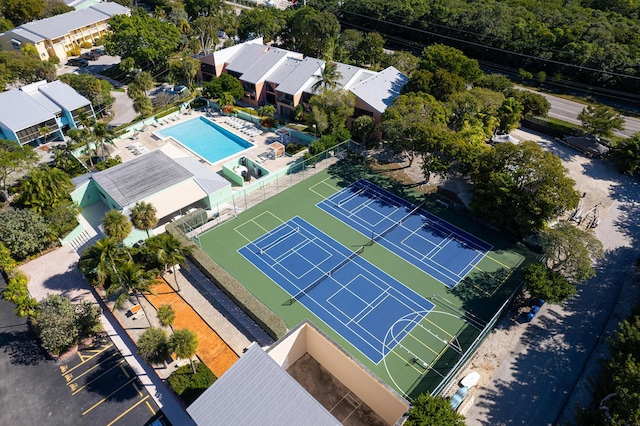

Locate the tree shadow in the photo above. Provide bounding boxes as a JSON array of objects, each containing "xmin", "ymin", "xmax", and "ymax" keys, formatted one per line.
[
  {"xmin": 0, "ymin": 327, "xmax": 48, "ymax": 366},
  {"xmin": 81, "ymin": 348, "xmax": 141, "ymax": 402},
  {"xmin": 40, "ymin": 265, "xmax": 93, "ymax": 304}
]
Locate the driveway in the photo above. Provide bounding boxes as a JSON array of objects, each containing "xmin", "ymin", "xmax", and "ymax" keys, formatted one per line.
[{"xmin": 465, "ymin": 130, "xmax": 640, "ymax": 425}]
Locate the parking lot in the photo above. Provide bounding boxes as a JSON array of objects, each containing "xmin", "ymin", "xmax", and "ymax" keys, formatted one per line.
[{"xmin": 58, "ymin": 339, "xmax": 163, "ymax": 426}]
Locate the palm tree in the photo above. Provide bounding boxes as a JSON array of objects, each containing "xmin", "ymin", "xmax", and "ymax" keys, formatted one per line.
[
  {"xmin": 108, "ymin": 260, "xmax": 156, "ymax": 322},
  {"xmin": 150, "ymin": 234, "xmax": 193, "ymax": 292},
  {"xmin": 78, "ymin": 237, "xmax": 125, "ymax": 285},
  {"xmin": 137, "ymin": 327, "xmax": 169, "ymax": 368},
  {"xmin": 168, "ymin": 328, "xmax": 198, "ymax": 374},
  {"xmin": 79, "ymin": 237, "xmax": 126, "ymax": 286},
  {"xmin": 71, "ymin": 110, "xmax": 97, "ymax": 166},
  {"xmin": 93, "ymin": 121, "xmax": 115, "ymax": 161},
  {"xmin": 157, "ymin": 304, "xmax": 175, "ymax": 327},
  {"xmin": 102, "ymin": 210, "xmax": 132, "ymax": 243},
  {"xmin": 130, "ymin": 201, "xmax": 158, "ymax": 238},
  {"xmin": 17, "ymin": 167, "xmax": 74, "ymax": 214},
  {"xmin": 311, "ymin": 60, "xmax": 343, "ymax": 93},
  {"xmin": 38, "ymin": 125, "xmax": 51, "ymax": 145}
]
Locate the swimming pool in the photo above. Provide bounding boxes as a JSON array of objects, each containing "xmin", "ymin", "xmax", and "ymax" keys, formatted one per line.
[{"xmin": 154, "ymin": 117, "xmax": 253, "ymax": 164}]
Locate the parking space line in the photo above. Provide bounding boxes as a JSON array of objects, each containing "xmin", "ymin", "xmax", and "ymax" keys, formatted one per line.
[
  {"xmin": 145, "ymin": 401, "xmax": 156, "ymax": 415},
  {"xmin": 72, "ymin": 360, "xmax": 125, "ymax": 395},
  {"xmin": 120, "ymin": 364, "xmax": 130, "ymax": 378},
  {"xmin": 82, "ymin": 378, "xmax": 135, "ymax": 416},
  {"xmin": 63, "ymin": 344, "xmax": 114, "ymax": 375},
  {"xmin": 105, "ymin": 395, "xmax": 149, "ymax": 426},
  {"xmin": 65, "ymin": 352, "xmax": 120, "ymax": 384},
  {"xmin": 132, "ymin": 382, "xmax": 142, "ymax": 397}
]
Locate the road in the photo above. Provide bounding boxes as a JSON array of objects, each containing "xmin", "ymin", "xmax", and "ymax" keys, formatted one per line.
[
  {"xmin": 466, "ymin": 132, "xmax": 640, "ymax": 425},
  {"xmin": 519, "ymin": 87, "xmax": 640, "ymax": 138}
]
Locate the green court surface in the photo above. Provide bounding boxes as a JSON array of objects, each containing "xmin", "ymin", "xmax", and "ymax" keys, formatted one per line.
[{"xmin": 198, "ymin": 161, "xmax": 533, "ymax": 398}]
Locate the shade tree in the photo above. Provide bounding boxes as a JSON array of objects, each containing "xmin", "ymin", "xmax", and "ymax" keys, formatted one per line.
[
  {"xmin": 0, "ymin": 138, "xmax": 38, "ymax": 204},
  {"xmin": 137, "ymin": 327, "xmax": 170, "ymax": 367},
  {"xmin": 405, "ymin": 393, "xmax": 465, "ymax": 426},
  {"xmin": 610, "ymin": 133, "xmax": 640, "ymax": 175},
  {"xmin": 578, "ymin": 104, "xmax": 625, "ymax": 138},
  {"xmin": 0, "ymin": 208, "xmax": 53, "ymax": 260}
]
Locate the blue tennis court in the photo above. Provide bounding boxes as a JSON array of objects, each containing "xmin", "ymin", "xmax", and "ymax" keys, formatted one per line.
[
  {"xmin": 317, "ymin": 180, "xmax": 492, "ymax": 288},
  {"xmin": 238, "ymin": 216, "xmax": 434, "ymax": 363}
]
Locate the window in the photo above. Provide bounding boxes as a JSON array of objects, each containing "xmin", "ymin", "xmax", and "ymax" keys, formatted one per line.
[
  {"xmin": 10, "ymin": 39, "xmax": 21, "ymax": 50},
  {"xmin": 353, "ymin": 107, "xmax": 373, "ymax": 118}
]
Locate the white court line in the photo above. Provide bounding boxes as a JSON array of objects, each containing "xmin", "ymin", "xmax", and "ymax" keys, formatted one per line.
[{"xmin": 346, "ymin": 290, "xmax": 389, "ymax": 326}]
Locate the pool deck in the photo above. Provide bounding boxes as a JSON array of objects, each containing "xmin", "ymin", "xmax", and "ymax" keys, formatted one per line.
[{"xmin": 112, "ymin": 111, "xmax": 299, "ymax": 179}]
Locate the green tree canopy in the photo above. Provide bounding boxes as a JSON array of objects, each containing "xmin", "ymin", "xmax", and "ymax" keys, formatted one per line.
[
  {"xmin": 578, "ymin": 104, "xmax": 626, "ymax": 138},
  {"xmin": 0, "ymin": 242, "xmax": 17, "ymax": 273},
  {"xmin": 191, "ymin": 16, "xmax": 221, "ymax": 54},
  {"xmin": 471, "ymin": 141, "xmax": 580, "ymax": 236},
  {"xmin": 145, "ymin": 233, "xmax": 193, "ymax": 292},
  {"xmin": 405, "ymin": 393, "xmax": 465, "ymax": 426},
  {"xmin": 610, "ymin": 133, "xmax": 640, "ymax": 175},
  {"xmin": 105, "ymin": 10, "xmax": 181, "ymax": 70},
  {"xmin": 169, "ymin": 328, "xmax": 199, "ymax": 374},
  {"xmin": 311, "ymin": 60, "xmax": 343, "ymax": 93},
  {"xmin": 509, "ymin": 89, "xmax": 551, "ymax": 117},
  {"xmin": 202, "ymin": 74, "xmax": 243, "ymax": 100},
  {"xmin": 237, "ymin": 7, "xmax": 287, "ymax": 43},
  {"xmin": 446, "ymin": 88, "xmax": 504, "ymax": 135},
  {"xmin": 419, "ymin": 44, "xmax": 482, "ymax": 83},
  {"xmin": 0, "ymin": 208, "xmax": 52, "ymax": 260},
  {"xmin": 35, "ymin": 294, "xmax": 78, "ymax": 355},
  {"xmin": 539, "ymin": 224, "xmax": 604, "ymax": 282},
  {"xmin": 1, "ymin": 0, "xmax": 45, "ymax": 25},
  {"xmin": 308, "ymin": 89, "xmax": 355, "ymax": 135},
  {"xmin": 15, "ymin": 166, "xmax": 74, "ymax": 215},
  {"xmin": 381, "ymin": 50, "xmax": 419, "ymax": 75},
  {"xmin": 59, "ymin": 71, "xmax": 114, "ymax": 116},
  {"xmin": 380, "ymin": 92, "xmax": 450, "ymax": 167},
  {"xmin": 79, "ymin": 237, "xmax": 127, "ymax": 287},
  {"xmin": 137, "ymin": 327, "xmax": 169, "ymax": 366},
  {"xmin": 157, "ymin": 304, "xmax": 176, "ymax": 327},
  {"xmin": 102, "ymin": 210, "xmax": 132, "ymax": 242},
  {"xmin": 280, "ymin": 6, "xmax": 339, "ymax": 58},
  {"xmin": 496, "ymin": 97, "xmax": 524, "ymax": 133},
  {"xmin": 1, "ymin": 272, "xmax": 38, "ymax": 317},
  {"xmin": 0, "ymin": 139, "xmax": 38, "ymax": 203},
  {"xmin": 130, "ymin": 201, "xmax": 157, "ymax": 237},
  {"xmin": 523, "ymin": 263, "xmax": 576, "ymax": 304}
]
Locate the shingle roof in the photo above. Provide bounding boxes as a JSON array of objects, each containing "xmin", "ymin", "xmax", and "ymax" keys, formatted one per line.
[
  {"xmin": 187, "ymin": 345, "xmax": 341, "ymax": 426},
  {"xmin": 14, "ymin": 3, "xmax": 128, "ymax": 41},
  {"xmin": 0, "ymin": 90, "xmax": 57, "ymax": 132},
  {"xmin": 276, "ymin": 57, "xmax": 323, "ymax": 95},
  {"xmin": 38, "ymin": 80, "xmax": 91, "ymax": 111},
  {"xmin": 349, "ymin": 66, "xmax": 408, "ymax": 114},
  {"xmin": 92, "ymin": 150, "xmax": 193, "ymax": 208}
]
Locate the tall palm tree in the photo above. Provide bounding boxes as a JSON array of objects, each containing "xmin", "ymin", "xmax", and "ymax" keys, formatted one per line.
[
  {"xmin": 79, "ymin": 237, "xmax": 126, "ymax": 286},
  {"xmin": 169, "ymin": 328, "xmax": 198, "ymax": 374},
  {"xmin": 130, "ymin": 201, "xmax": 158, "ymax": 238},
  {"xmin": 102, "ymin": 210, "xmax": 132, "ymax": 243},
  {"xmin": 93, "ymin": 121, "xmax": 115, "ymax": 161},
  {"xmin": 72, "ymin": 110, "xmax": 97, "ymax": 166},
  {"xmin": 311, "ymin": 60, "xmax": 343, "ymax": 93},
  {"xmin": 151, "ymin": 234, "xmax": 193, "ymax": 292},
  {"xmin": 108, "ymin": 260, "xmax": 156, "ymax": 323}
]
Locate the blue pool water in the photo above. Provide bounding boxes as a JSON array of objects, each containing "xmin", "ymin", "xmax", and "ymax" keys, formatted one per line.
[{"xmin": 155, "ymin": 117, "xmax": 253, "ymax": 163}]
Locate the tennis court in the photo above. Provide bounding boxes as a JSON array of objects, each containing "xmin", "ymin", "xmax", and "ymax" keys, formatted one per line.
[
  {"xmin": 318, "ymin": 179, "xmax": 492, "ymax": 288},
  {"xmin": 238, "ymin": 216, "xmax": 435, "ymax": 364}
]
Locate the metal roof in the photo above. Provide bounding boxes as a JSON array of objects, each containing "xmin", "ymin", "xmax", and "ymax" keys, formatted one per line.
[
  {"xmin": 187, "ymin": 345, "xmax": 341, "ymax": 426},
  {"xmin": 173, "ymin": 156, "xmax": 231, "ymax": 194},
  {"xmin": 225, "ymin": 44, "xmax": 271, "ymax": 75},
  {"xmin": 92, "ymin": 150, "xmax": 194, "ymax": 208},
  {"xmin": 267, "ymin": 57, "xmax": 300, "ymax": 85},
  {"xmin": 8, "ymin": 28, "xmax": 44, "ymax": 43},
  {"xmin": 240, "ymin": 48, "xmax": 293, "ymax": 84},
  {"xmin": 349, "ymin": 66, "xmax": 408, "ymax": 114},
  {"xmin": 38, "ymin": 80, "xmax": 91, "ymax": 112},
  {"xmin": 0, "ymin": 90, "xmax": 58, "ymax": 132},
  {"xmin": 276, "ymin": 57, "xmax": 323, "ymax": 95},
  {"xmin": 15, "ymin": 3, "xmax": 128, "ymax": 41}
]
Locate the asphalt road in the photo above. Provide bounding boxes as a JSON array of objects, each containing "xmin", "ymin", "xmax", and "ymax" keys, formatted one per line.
[
  {"xmin": 466, "ymin": 138, "xmax": 640, "ymax": 425},
  {"xmin": 519, "ymin": 87, "xmax": 640, "ymax": 138},
  {"xmin": 0, "ymin": 278, "xmax": 163, "ymax": 426}
]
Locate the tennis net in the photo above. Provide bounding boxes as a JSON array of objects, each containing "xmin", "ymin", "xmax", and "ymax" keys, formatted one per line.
[
  {"xmin": 259, "ymin": 226, "xmax": 299, "ymax": 255},
  {"xmin": 290, "ymin": 246, "xmax": 364, "ymax": 302},
  {"xmin": 371, "ymin": 200, "xmax": 427, "ymax": 245}
]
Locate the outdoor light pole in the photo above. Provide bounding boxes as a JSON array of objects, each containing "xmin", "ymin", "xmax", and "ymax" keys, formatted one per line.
[{"xmin": 312, "ymin": 124, "xmax": 317, "ymax": 137}]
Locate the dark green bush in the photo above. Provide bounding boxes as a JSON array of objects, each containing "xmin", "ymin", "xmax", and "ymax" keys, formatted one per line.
[
  {"xmin": 168, "ymin": 362, "xmax": 216, "ymax": 405},
  {"xmin": 285, "ymin": 143, "xmax": 306, "ymax": 155},
  {"xmin": 94, "ymin": 155, "xmax": 122, "ymax": 171},
  {"xmin": 166, "ymin": 224, "xmax": 287, "ymax": 340}
]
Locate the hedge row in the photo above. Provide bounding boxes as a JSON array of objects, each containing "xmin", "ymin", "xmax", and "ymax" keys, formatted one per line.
[
  {"xmin": 166, "ymin": 223, "xmax": 287, "ymax": 340},
  {"xmin": 523, "ymin": 116, "xmax": 583, "ymax": 138}
]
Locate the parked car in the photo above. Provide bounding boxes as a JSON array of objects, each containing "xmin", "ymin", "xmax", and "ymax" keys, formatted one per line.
[
  {"xmin": 67, "ymin": 57, "xmax": 89, "ymax": 67},
  {"xmin": 81, "ymin": 51, "xmax": 100, "ymax": 61},
  {"xmin": 91, "ymin": 48, "xmax": 105, "ymax": 56}
]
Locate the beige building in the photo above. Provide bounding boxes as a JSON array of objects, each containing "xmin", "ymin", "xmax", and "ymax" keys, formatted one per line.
[
  {"xmin": 198, "ymin": 39, "xmax": 408, "ymax": 126},
  {"xmin": 0, "ymin": 2, "xmax": 129, "ymax": 61}
]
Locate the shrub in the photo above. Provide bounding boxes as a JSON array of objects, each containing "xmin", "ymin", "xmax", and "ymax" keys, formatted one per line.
[
  {"xmin": 168, "ymin": 362, "xmax": 216, "ymax": 405},
  {"xmin": 1, "ymin": 272, "xmax": 38, "ymax": 318},
  {"xmin": 166, "ymin": 223, "xmax": 286, "ymax": 339},
  {"xmin": 0, "ymin": 209, "xmax": 53, "ymax": 260},
  {"xmin": 75, "ymin": 301, "xmax": 102, "ymax": 338},
  {"xmin": 35, "ymin": 294, "xmax": 79, "ymax": 355},
  {"xmin": 285, "ymin": 143, "xmax": 306, "ymax": 156},
  {"xmin": 80, "ymin": 41, "xmax": 92, "ymax": 49},
  {"xmin": 94, "ymin": 155, "xmax": 122, "ymax": 171},
  {"xmin": 68, "ymin": 46, "xmax": 81, "ymax": 57}
]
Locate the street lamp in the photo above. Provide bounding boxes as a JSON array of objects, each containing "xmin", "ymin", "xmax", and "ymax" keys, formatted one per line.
[{"xmin": 312, "ymin": 124, "xmax": 317, "ymax": 137}]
